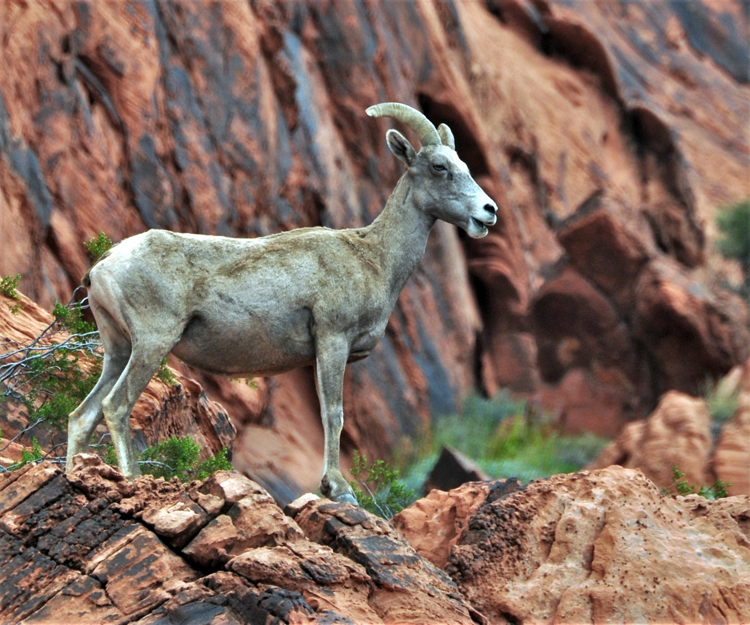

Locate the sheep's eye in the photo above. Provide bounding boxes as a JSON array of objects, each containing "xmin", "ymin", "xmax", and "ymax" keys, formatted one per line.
[{"xmin": 432, "ymin": 163, "xmax": 447, "ymax": 172}]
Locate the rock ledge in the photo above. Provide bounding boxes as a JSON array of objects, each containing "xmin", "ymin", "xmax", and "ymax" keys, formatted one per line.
[{"xmin": 0, "ymin": 455, "xmax": 478, "ymax": 624}]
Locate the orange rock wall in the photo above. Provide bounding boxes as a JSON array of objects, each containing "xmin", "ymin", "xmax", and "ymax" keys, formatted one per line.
[{"xmin": 1, "ymin": 0, "xmax": 748, "ymax": 488}]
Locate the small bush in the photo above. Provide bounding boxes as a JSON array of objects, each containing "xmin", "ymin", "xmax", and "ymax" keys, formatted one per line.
[
  {"xmin": 156, "ymin": 356, "xmax": 177, "ymax": 385},
  {"xmin": 135, "ymin": 436, "xmax": 232, "ymax": 482},
  {"xmin": 2, "ymin": 438, "xmax": 45, "ymax": 472},
  {"xmin": 703, "ymin": 376, "xmax": 738, "ymax": 423},
  {"xmin": 349, "ymin": 451, "xmax": 416, "ymax": 519},
  {"xmin": 0, "ymin": 274, "xmax": 21, "ymax": 300},
  {"xmin": 84, "ymin": 232, "xmax": 114, "ymax": 263},
  {"xmin": 431, "ymin": 391, "xmax": 526, "ymax": 460},
  {"xmin": 662, "ymin": 465, "xmax": 731, "ymax": 500},
  {"xmin": 403, "ymin": 392, "xmax": 610, "ymax": 488},
  {"xmin": 138, "ymin": 436, "xmax": 201, "ymax": 480},
  {"xmin": 53, "ymin": 300, "xmax": 96, "ymax": 335},
  {"xmin": 20, "ymin": 437, "xmax": 44, "ymax": 465},
  {"xmin": 11, "ymin": 437, "xmax": 44, "ymax": 470},
  {"xmin": 482, "ymin": 416, "xmax": 609, "ymax": 482},
  {"xmin": 22, "ymin": 347, "xmax": 102, "ymax": 430},
  {"xmin": 716, "ymin": 200, "xmax": 750, "ymax": 267},
  {"xmin": 2, "ymin": 296, "xmax": 102, "ymax": 432},
  {"xmin": 1, "ymin": 289, "xmax": 175, "ymax": 468},
  {"xmin": 1, "ymin": 274, "xmax": 23, "ymax": 314},
  {"xmin": 194, "ymin": 448, "xmax": 233, "ymax": 481}
]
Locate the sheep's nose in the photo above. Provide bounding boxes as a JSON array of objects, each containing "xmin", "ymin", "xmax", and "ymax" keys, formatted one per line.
[{"xmin": 484, "ymin": 203, "xmax": 498, "ymax": 215}]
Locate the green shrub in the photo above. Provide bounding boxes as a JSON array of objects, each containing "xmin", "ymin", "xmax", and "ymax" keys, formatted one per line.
[
  {"xmin": 0, "ymin": 274, "xmax": 21, "ymax": 300},
  {"xmin": 156, "ymin": 356, "xmax": 177, "ymax": 385},
  {"xmin": 20, "ymin": 437, "xmax": 44, "ymax": 465},
  {"xmin": 23, "ymin": 348, "xmax": 102, "ymax": 430},
  {"xmin": 53, "ymin": 300, "xmax": 97, "ymax": 335},
  {"xmin": 716, "ymin": 200, "xmax": 750, "ymax": 267},
  {"xmin": 84, "ymin": 232, "xmax": 114, "ymax": 263},
  {"xmin": 134, "ymin": 436, "xmax": 232, "ymax": 482},
  {"xmin": 1, "ymin": 274, "xmax": 23, "ymax": 314},
  {"xmin": 2, "ymin": 437, "xmax": 44, "ymax": 472},
  {"xmin": 7, "ymin": 433, "xmax": 232, "ymax": 481},
  {"xmin": 138, "ymin": 436, "xmax": 201, "ymax": 480},
  {"xmin": 402, "ymin": 392, "xmax": 610, "ymax": 488},
  {"xmin": 1, "ymin": 298, "xmax": 102, "ymax": 432},
  {"xmin": 703, "ymin": 376, "xmax": 738, "ymax": 423},
  {"xmin": 697, "ymin": 480, "xmax": 732, "ymax": 500},
  {"xmin": 1, "ymin": 290, "xmax": 180, "ymax": 472},
  {"xmin": 481, "ymin": 417, "xmax": 609, "ymax": 482},
  {"xmin": 194, "ymin": 448, "xmax": 233, "ymax": 481},
  {"xmin": 430, "ymin": 392, "xmax": 526, "ymax": 460},
  {"xmin": 349, "ymin": 450, "xmax": 416, "ymax": 519},
  {"xmin": 662, "ymin": 465, "xmax": 731, "ymax": 500}
]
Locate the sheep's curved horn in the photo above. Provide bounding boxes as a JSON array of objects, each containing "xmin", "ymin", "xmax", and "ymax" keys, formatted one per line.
[
  {"xmin": 438, "ymin": 123, "xmax": 455, "ymax": 150},
  {"xmin": 366, "ymin": 102, "xmax": 441, "ymax": 147}
]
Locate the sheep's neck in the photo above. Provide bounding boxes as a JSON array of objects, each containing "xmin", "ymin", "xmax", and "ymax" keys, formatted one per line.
[{"xmin": 368, "ymin": 174, "xmax": 435, "ymax": 299}]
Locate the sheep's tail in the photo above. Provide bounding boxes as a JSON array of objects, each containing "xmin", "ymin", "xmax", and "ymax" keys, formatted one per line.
[{"xmin": 81, "ymin": 248, "xmax": 114, "ymax": 287}]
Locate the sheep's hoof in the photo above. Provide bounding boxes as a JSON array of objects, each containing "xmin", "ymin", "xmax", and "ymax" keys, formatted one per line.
[
  {"xmin": 334, "ymin": 492, "xmax": 358, "ymax": 506},
  {"xmin": 321, "ymin": 475, "xmax": 358, "ymax": 506}
]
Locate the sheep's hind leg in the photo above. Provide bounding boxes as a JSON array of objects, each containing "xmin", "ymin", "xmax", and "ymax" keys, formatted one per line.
[
  {"xmin": 315, "ymin": 334, "xmax": 357, "ymax": 505},
  {"xmin": 101, "ymin": 332, "xmax": 180, "ymax": 479},
  {"xmin": 66, "ymin": 308, "xmax": 132, "ymax": 472}
]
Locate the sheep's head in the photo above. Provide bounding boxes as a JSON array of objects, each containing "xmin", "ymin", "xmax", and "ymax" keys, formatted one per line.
[{"xmin": 367, "ymin": 102, "xmax": 497, "ymax": 238}]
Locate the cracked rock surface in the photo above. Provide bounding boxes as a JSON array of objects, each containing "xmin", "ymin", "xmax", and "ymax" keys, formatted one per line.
[{"xmin": 0, "ymin": 456, "xmax": 478, "ymax": 624}]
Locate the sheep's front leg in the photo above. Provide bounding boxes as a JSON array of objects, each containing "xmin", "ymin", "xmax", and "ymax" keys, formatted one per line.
[{"xmin": 315, "ymin": 334, "xmax": 357, "ymax": 505}]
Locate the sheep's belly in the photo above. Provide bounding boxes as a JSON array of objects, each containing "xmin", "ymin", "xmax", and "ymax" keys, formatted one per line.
[
  {"xmin": 171, "ymin": 307, "xmax": 317, "ymax": 376},
  {"xmin": 172, "ymin": 333, "xmax": 317, "ymax": 376}
]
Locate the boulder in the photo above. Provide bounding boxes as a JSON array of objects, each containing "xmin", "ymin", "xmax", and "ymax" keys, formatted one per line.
[
  {"xmin": 423, "ymin": 446, "xmax": 490, "ymax": 494},
  {"xmin": 591, "ymin": 357, "xmax": 750, "ymax": 496},
  {"xmin": 396, "ymin": 466, "xmax": 750, "ymax": 624},
  {"xmin": 448, "ymin": 467, "xmax": 750, "ymax": 623},
  {"xmin": 714, "ymin": 357, "xmax": 750, "ymax": 495},
  {"xmin": 4, "ymin": 455, "xmax": 750, "ymax": 624},
  {"xmin": 392, "ymin": 479, "xmax": 523, "ymax": 569},
  {"xmin": 291, "ymin": 497, "xmax": 479, "ymax": 624},
  {"xmin": 589, "ymin": 390, "xmax": 713, "ymax": 488}
]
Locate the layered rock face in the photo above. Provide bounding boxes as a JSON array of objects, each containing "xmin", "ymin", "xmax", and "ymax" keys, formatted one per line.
[
  {"xmin": 0, "ymin": 457, "xmax": 478, "ymax": 624},
  {"xmin": 1, "ymin": 0, "xmax": 748, "ymax": 487}
]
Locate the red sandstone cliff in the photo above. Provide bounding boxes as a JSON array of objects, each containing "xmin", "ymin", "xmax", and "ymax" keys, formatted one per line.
[{"xmin": 1, "ymin": 0, "xmax": 748, "ymax": 493}]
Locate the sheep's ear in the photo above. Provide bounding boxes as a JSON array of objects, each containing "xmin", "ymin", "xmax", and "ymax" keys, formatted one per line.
[
  {"xmin": 386, "ymin": 129, "xmax": 417, "ymax": 166},
  {"xmin": 438, "ymin": 123, "xmax": 455, "ymax": 150}
]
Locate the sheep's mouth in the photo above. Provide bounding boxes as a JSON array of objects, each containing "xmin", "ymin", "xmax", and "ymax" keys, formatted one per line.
[{"xmin": 469, "ymin": 217, "xmax": 489, "ymax": 237}]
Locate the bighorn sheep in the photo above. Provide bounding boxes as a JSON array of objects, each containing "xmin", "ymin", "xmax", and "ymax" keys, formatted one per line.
[{"xmin": 66, "ymin": 103, "xmax": 497, "ymax": 503}]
